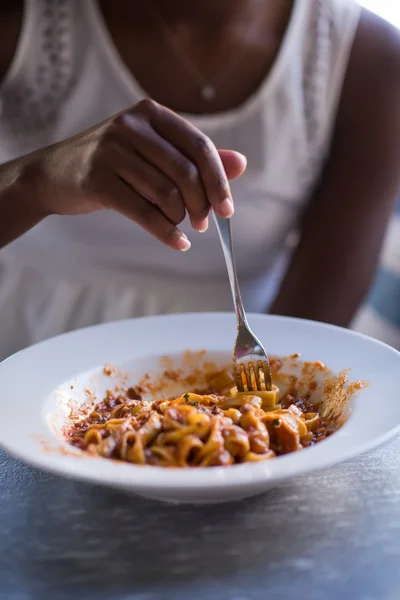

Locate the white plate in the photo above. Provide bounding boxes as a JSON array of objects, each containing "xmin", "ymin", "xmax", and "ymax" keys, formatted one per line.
[{"xmin": 0, "ymin": 313, "xmax": 399, "ymax": 505}]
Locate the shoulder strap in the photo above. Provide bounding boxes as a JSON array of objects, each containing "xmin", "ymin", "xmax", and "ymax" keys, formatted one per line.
[{"xmin": 300, "ymin": 0, "xmax": 361, "ymax": 189}]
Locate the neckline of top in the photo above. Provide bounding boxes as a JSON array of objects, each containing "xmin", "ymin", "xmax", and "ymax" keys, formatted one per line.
[{"xmin": 87, "ymin": 0, "xmax": 309, "ymax": 128}]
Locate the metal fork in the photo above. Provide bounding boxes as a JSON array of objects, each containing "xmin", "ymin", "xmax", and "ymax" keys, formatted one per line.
[{"xmin": 213, "ymin": 212, "xmax": 272, "ymax": 393}]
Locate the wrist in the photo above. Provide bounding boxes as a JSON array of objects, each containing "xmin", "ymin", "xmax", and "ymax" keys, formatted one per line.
[
  {"xmin": 20, "ymin": 151, "xmax": 54, "ymax": 219},
  {"xmin": 0, "ymin": 152, "xmax": 51, "ymax": 249}
]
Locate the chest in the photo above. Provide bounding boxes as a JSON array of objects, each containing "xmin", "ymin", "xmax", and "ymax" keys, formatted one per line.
[{"xmin": 96, "ymin": 0, "xmax": 295, "ymax": 116}]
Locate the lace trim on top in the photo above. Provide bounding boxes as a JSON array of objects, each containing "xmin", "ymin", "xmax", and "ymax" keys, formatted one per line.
[{"xmin": 0, "ymin": 0, "xmax": 80, "ymax": 135}]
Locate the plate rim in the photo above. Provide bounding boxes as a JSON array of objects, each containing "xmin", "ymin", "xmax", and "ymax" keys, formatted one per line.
[{"xmin": 1, "ymin": 312, "xmax": 399, "ymax": 492}]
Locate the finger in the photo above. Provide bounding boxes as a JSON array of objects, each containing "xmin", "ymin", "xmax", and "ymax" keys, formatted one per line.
[
  {"xmin": 119, "ymin": 111, "xmax": 209, "ymax": 231},
  {"xmin": 109, "ymin": 141, "xmax": 186, "ymax": 225},
  {"xmin": 103, "ymin": 175, "xmax": 191, "ymax": 251},
  {"xmin": 218, "ymin": 150, "xmax": 247, "ymax": 180},
  {"xmin": 148, "ymin": 103, "xmax": 235, "ymax": 218}
]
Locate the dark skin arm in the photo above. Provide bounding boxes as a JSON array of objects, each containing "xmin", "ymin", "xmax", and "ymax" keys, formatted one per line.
[
  {"xmin": 0, "ymin": 2, "xmax": 249, "ymax": 251},
  {"xmin": 271, "ymin": 10, "xmax": 400, "ymax": 326},
  {"xmin": 0, "ymin": 156, "xmax": 50, "ymax": 248}
]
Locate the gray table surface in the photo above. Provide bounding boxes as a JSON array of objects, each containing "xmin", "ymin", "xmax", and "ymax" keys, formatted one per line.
[{"xmin": 1, "ymin": 436, "xmax": 400, "ymax": 600}]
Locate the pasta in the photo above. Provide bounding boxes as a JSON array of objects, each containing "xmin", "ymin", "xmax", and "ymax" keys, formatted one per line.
[{"xmin": 66, "ymin": 366, "xmax": 338, "ymax": 468}]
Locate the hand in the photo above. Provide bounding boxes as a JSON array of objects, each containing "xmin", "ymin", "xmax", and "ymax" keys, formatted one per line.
[{"xmin": 34, "ymin": 99, "xmax": 247, "ymax": 250}]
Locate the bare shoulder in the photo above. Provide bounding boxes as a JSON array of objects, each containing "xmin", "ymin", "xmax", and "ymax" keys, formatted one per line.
[
  {"xmin": 0, "ymin": 1, "xmax": 24, "ymax": 81},
  {"xmin": 355, "ymin": 7, "xmax": 400, "ymax": 61},
  {"xmin": 339, "ymin": 8, "xmax": 400, "ymax": 126}
]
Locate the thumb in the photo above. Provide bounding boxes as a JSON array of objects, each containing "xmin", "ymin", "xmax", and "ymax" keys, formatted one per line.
[{"xmin": 218, "ymin": 150, "xmax": 247, "ymax": 180}]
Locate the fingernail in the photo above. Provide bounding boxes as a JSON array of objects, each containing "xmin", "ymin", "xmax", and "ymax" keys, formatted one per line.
[
  {"xmin": 237, "ymin": 152, "xmax": 247, "ymax": 168},
  {"xmin": 219, "ymin": 198, "xmax": 234, "ymax": 218},
  {"xmin": 197, "ymin": 218, "xmax": 209, "ymax": 233},
  {"xmin": 176, "ymin": 235, "xmax": 191, "ymax": 252}
]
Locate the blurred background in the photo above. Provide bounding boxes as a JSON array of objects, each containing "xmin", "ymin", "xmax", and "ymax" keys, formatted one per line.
[{"xmin": 358, "ymin": 0, "xmax": 400, "ymax": 28}]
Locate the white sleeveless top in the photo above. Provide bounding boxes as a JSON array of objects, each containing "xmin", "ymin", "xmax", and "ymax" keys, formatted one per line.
[{"xmin": 0, "ymin": 0, "xmax": 361, "ymax": 355}]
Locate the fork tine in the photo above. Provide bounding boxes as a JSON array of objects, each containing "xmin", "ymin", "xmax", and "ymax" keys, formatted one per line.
[
  {"xmin": 234, "ymin": 360, "xmax": 272, "ymax": 393},
  {"xmin": 243, "ymin": 363, "xmax": 252, "ymax": 392},
  {"xmin": 261, "ymin": 360, "xmax": 272, "ymax": 391},
  {"xmin": 247, "ymin": 361, "xmax": 254, "ymax": 391},
  {"xmin": 241, "ymin": 365, "xmax": 248, "ymax": 392},
  {"xmin": 253, "ymin": 361, "xmax": 262, "ymax": 391},
  {"xmin": 249, "ymin": 361, "xmax": 259, "ymax": 392},
  {"xmin": 233, "ymin": 360, "xmax": 243, "ymax": 392},
  {"xmin": 256, "ymin": 361, "xmax": 264, "ymax": 391}
]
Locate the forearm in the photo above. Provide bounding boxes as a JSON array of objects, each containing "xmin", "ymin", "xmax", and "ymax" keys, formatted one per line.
[
  {"xmin": 270, "ymin": 231, "xmax": 380, "ymax": 327},
  {"xmin": 0, "ymin": 155, "xmax": 48, "ymax": 249}
]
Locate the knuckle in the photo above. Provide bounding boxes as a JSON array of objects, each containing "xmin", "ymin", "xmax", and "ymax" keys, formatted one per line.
[
  {"xmin": 156, "ymin": 184, "xmax": 185, "ymax": 224},
  {"xmin": 113, "ymin": 111, "xmax": 137, "ymax": 130},
  {"xmin": 216, "ymin": 175, "xmax": 229, "ymax": 194},
  {"xmin": 177, "ymin": 159, "xmax": 198, "ymax": 184},
  {"xmin": 112, "ymin": 112, "xmax": 125, "ymax": 128},
  {"xmin": 158, "ymin": 182, "xmax": 180, "ymax": 205},
  {"xmin": 137, "ymin": 200, "xmax": 155, "ymax": 227},
  {"xmin": 193, "ymin": 134, "xmax": 215, "ymax": 159},
  {"xmin": 135, "ymin": 98, "xmax": 158, "ymax": 116},
  {"xmin": 162, "ymin": 225, "xmax": 179, "ymax": 245}
]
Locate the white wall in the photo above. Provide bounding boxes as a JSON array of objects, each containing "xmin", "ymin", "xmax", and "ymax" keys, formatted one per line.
[{"xmin": 357, "ymin": 0, "xmax": 400, "ymax": 28}]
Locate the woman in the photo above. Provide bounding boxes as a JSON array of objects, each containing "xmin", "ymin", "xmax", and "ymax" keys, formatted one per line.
[{"xmin": 1, "ymin": 0, "xmax": 400, "ymax": 358}]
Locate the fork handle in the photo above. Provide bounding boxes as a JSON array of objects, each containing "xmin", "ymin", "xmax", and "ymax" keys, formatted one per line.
[{"xmin": 213, "ymin": 212, "xmax": 248, "ymax": 326}]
